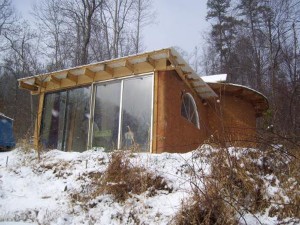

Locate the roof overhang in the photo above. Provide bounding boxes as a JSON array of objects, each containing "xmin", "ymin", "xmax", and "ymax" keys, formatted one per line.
[
  {"xmin": 207, "ymin": 82, "xmax": 269, "ymax": 117},
  {"xmin": 18, "ymin": 48, "xmax": 217, "ymax": 99}
]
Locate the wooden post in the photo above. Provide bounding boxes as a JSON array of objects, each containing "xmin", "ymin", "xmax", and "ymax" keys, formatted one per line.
[
  {"xmin": 34, "ymin": 92, "xmax": 45, "ymax": 150},
  {"xmin": 152, "ymin": 71, "xmax": 158, "ymax": 153}
]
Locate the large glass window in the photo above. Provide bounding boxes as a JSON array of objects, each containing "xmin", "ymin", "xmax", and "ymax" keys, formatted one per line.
[
  {"xmin": 92, "ymin": 82, "xmax": 121, "ymax": 150},
  {"xmin": 121, "ymin": 76, "xmax": 153, "ymax": 151},
  {"xmin": 92, "ymin": 75, "xmax": 153, "ymax": 152},
  {"xmin": 40, "ymin": 74, "xmax": 153, "ymax": 152},
  {"xmin": 40, "ymin": 86, "xmax": 91, "ymax": 152}
]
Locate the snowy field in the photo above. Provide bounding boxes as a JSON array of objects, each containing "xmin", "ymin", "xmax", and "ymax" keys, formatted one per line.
[{"xmin": 0, "ymin": 146, "xmax": 295, "ymax": 224}]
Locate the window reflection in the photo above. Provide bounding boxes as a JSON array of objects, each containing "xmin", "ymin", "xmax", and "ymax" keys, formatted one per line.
[
  {"xmin": 92, "ymin": 82, "xmax": 121, "ymax": 151},
  {"xmin": 121, "ymin": 76, "xmax": 153, "ymax": 151},
  {"xmin": 40, "ymin": 86, "xmax": 91, "ymax": 152},
  {"xmin": 92, "ymin": 75, "xmax": 153, "ymax": 152},
  {"xmin": 41, "ymin": 74, "xmax": 153, "ymax": 152}
]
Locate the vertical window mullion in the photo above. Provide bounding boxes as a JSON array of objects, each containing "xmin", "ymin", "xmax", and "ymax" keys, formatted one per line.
[
  {"xmin": 117, "ymin": 80, "xmax": 124, "ymax": 149},
  {"xmin": 149, "ymin": 74, "xmax": 154, "ymax": 153},
  {"xmin": 87, "ymin": 83, "xmax": 96, "ymax": 150},
  {"xmin": 61, "ymin": 91, "xmax": 69, "ymax": 151}
]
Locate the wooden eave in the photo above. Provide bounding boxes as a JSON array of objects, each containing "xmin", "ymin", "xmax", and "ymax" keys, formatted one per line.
[
  {"xmin": 18, "ymin": 48, "xmax": 217, "ymax": 99},
  {"xmin": 208, "ymin": 82, "xmax": 269, "ymax": 116}
]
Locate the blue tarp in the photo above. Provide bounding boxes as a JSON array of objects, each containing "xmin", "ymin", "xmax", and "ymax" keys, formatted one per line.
[{"xmin": 0, "ymin": 116, "xmax": 16, "ymax": 148}]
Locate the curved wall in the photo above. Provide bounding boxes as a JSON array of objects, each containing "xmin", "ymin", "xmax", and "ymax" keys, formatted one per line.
[{"xmin": 207, "ymin": 95, "xmax": 257, "ymax": 146}]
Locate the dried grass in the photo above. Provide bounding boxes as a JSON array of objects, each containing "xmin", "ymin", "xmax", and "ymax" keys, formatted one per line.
[
  {"xmin": 174, "ymin": 190, "xmax": 238, "ymax": 225},
  {"xmin": 174, "ymin": 132, "xmax": 300, "ymax": 224},
  {"xmin": 100, "ymin": 151, "xmax": 172, "ymax": 202}
]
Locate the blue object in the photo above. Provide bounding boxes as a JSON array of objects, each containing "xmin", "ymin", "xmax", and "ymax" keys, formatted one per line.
[{"xmin": 0, "ymin": 114, "xmax": 16, "ymax": 150}]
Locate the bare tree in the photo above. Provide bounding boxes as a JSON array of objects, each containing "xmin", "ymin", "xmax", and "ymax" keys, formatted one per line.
[
  {"xmin": 0, "ymin": 0, "xmax": 15, "ymax": 35},
  {"xmin": 59, "ymin": 0, "xmax": 103, "ymax": 65},
  {"xmin": 33, "ymin": 0, "xmax": 69, "ymax": 70},
  {"xmin": 132, "ymin": 0, "xmax": 154, "ymax": 54}
]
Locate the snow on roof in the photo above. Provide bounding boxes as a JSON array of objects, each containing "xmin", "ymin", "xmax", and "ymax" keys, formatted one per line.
[{"xmin": 201, "ymin": 74, "xmax": 227, "ymax": 83}]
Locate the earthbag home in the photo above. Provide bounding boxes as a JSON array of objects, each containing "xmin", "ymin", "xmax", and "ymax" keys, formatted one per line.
[{"xmin": 18, "ymin": 48, "xmax": 268, "ymax": 153}]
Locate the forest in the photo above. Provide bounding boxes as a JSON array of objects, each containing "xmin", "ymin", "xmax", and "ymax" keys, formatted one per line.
[{"xmin": 0, "ymin": 0, "xmax": 299, "ymax": 142}]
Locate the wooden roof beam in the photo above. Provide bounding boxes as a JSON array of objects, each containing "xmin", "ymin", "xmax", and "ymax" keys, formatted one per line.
[
  {"xmin": 51, "ymin": 75, "xmax": 61, "ymax": 86},
  {"xmin": 103, "ymin": 64, "xmax": 114, "ymax": 76},
  {"xmin": 84, "ymin": 68, "xmax": 95, "ymax": 79},
  {"xmin": 183, "ymin": 72, "xmax": 192, "ymax": 78},
  {"xmin": 66, "ymin": 72, "xmax": 78, "ymax": 83},
  {"xmin": 125, "ymin": 60, "xmax": 134, "ymax": 73},
  {"xmin": 19, "ymin": 81, "xmax": 38, "ymax": 91},
  {"xmin": 34, "ymin": 78, "xmax": 46, "ymax": 88},
  {"xmin": 146, "ymin": 55, "xmax": 155, "ymax": 68},
  {"xmin": 168, "ymin": 53, "xmax": 179, "ymax": 68},
  {"xmin": 194, "ymin": 84, "xmax": 207, "ymax": 88}
]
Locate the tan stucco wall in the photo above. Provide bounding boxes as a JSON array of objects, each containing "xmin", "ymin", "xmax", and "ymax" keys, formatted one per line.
[
  {"xmin": 155, "ymin": 70, "xmax": 210, "ymax": 153},
  {"xmin": 207, "ymin": 95, "xmax": 257, "ymax": 146}
]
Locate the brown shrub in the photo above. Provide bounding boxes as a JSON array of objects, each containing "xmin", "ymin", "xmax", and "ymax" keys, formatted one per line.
[
  {"xmin": 209, "ymin": 148, "xmax": 269, "ymax": 213},
  {"xmin": 100, "ymin": 151, "xmax": 172, "ymax": 202},
  {"xmin": 174, "ymin": 189, "xmax": 238, "ymax": 225}
]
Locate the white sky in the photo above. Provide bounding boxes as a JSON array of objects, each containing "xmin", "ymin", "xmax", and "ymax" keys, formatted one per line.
[{"xmin": 11, "ymin": 0, "xmax": 210, "ymax": 54}]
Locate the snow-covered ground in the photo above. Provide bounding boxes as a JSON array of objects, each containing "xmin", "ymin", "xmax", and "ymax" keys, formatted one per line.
[{"xmin": 0, "ymin": 146, "xmax": 296, "ymax": 224}]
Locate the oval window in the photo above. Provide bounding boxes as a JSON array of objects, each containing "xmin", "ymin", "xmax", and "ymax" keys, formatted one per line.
[{"xmin": 181, "ymin": 93, "xmax": 200, "ymax": 129}]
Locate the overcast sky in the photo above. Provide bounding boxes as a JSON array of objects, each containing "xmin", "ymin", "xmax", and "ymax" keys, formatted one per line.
[{"xmin": 11, "ymin": 0, "xmax": 210, "ymax": 54}]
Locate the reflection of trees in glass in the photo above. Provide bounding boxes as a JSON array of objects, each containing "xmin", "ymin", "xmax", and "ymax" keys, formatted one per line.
[
  {"xmin": 40, "ymin": 91, "xmax": 67, "ymax": 149},
  {"xmin": 121, "ymin": 76, "xmax": 152, "ymax": 151},
  {"xmin": 40, "ymin": 86, "xmax": 91, "ymax": 152},
  {"xmin": 93, "ymin": 82, "xmax": 121, "ymax": 151},
  {"xmin": 66, "ymin": 87, "xmax": 91, "ymax": 152}
]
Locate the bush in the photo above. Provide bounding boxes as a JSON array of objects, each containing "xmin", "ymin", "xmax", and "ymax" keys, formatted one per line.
[
  {"xmin": 100, "ymin": 151, "xmax": 172, "ymax": 202},
  {"xmin": 174, "ymin": 189, "xmax": 237, "ymax": 225}
]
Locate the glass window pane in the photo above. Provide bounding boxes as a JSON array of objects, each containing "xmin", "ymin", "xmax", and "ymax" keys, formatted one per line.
[
  {"xmin": 93, "ymin": 82, "xmax": 121, "ymax": 151},
  {"xmin": 181, "ymin": 93, "xmax": 200, "ymax": 129},
  {"xmin": 121, "ymin": 76, "xmax": 153, "ymax": 151},
  {"xmin": 40, "ymin": 86, "xmax": 91, "ymax": 152},
  {"xmin": 65, "ymin": 86, "xmax": 91, "ymax": 152},
  {"xmin": 40, "ymin": 91, "xmax": 67, "ymax": 149}
]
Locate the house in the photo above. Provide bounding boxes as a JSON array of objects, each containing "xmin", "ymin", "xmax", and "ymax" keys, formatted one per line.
[{"xmin": 18, "ymin": 48, "xmax": 269, "ymax": 153}]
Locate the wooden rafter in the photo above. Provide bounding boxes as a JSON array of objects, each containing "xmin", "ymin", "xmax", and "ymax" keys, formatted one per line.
[
  {"xmin": 168, "ymin": 53, "xmax": 200, "ymax": 98},
  {"xmin": 84, "ymin": 68, "xmax": 95, "ymax": 79},
  {"xmin": 125, "ymin": 60, "xmax": 134, "ymax": 73},
  {"xmin": 19, "ymin": 81, "xmax": 38, "ymax": 91},
  {"xmin": 34, "ymin": 78, "xmax": 46, "ymax": 88},
  {"xmin": 66, "ymin": 72, "xmax": 78, "ymax": 83},
  {"xmin": 183, "ymin": 72, "xmax": 192, "ymax": 78},
  {"xmin": 103, "ymin": 64, "xmax": 114, "ymax": 76},
  {"xmin": 51, "ymin": 75, "xmax": 61, "ymax": 86},
  {"xmin": 146, "ymin": 55, "xmax": 155, "ymax": 68},
  {"xmin": 193, "ymin": 84, "xmax": 207, "ymax": 88}
]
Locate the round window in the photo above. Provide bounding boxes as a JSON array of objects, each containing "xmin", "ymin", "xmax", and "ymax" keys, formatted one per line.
[{"xmin": 181, "ymin": 93, "xmax": 200, "ymax": 129}]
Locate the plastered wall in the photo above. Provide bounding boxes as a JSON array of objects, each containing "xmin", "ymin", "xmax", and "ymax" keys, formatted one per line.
[
  {"xmin": 207, "ymin": 94, "xmax": 257, "ymax": 146},
  {"xmin": 155, "ymin": 70, "xmax": 210, "ymax": 153}
]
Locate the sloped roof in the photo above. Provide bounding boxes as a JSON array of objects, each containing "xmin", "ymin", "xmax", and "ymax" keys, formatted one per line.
[
  {"xmin": 200, "ymin": 73, "xmax": 269, "ymax": 115},
  {"xmin": 18, "ymin": 48, "xmax": 217, "ymax": 99},
  {"xmin": 208, "ymin": 82, "xmax": 269, "ymax": 116}
]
